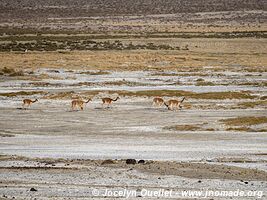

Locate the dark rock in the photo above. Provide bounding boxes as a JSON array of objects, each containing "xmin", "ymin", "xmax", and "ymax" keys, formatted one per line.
[
  {"xmin": 198, "ymin": 180, "xmax": 202, "ymax": 183},
  {"xmin": 30, "ymin": 188, "xmax": 37, "ymax": 192},
  {"xmin": 47, "ymin": 69, "xmax": 60, "ymax": 73},
  {"xmin": 138, "ymin": 160, "xmax": 145, "ymax": 164},
  {"xmin": 126, "ymin": 159, "xmax": 136, "ymax": 165}
]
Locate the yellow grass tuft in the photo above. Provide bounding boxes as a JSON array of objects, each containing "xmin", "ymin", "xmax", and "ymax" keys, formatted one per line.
[{"xmin": 221, "ymin": 116, "xmax": 267, "ymax": 126}]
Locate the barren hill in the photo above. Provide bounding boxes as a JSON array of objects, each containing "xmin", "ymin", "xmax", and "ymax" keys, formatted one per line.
[{"xmin": 0, "ymin": 0, "xmax": 266, "ymax": 20}]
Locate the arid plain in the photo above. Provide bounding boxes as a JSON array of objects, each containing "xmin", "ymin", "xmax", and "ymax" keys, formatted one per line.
[{"xmin": 0, "ymin": 0, "xmax": 267, "ymax": 199}]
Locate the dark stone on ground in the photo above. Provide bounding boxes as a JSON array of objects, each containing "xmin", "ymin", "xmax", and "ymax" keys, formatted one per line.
[
  {"xmin": 126, "ymin": 159, "xmax": 136, "ymax": 164},
  {"xmin": 30, "ymin": 188, "xmax": 37, "ymax": 192},
  {"xmin": 138, "ymin": 159, "xmax": 145, "ymax": 164}
]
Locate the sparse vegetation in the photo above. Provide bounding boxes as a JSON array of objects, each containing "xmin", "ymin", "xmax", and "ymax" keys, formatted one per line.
[
  {"xmin": 24, "ymin": 82, "xmax": 62, "ymax": 87},
  {"xmin": 237, "ymin": 100, "xmax": 267, "ymax": 109},
  {"xmin": 42, "ymin": 91, "xmax": 76, "ymax": 99},
  {"xmin": 243, "ymin": 67, "xmax": 267, "ymax": 73},
  {"xmin": 165, "ymin": 125, "xmax": 202, "ymax": 131},
  {"xmin": 226, "ymin": 127, "xmax": 267, "ymax": 132},
  {"xmin": 164, "ymin": 124, "xmax": 215, "ymax": 131},
  {"xmin": 1, "ymin": 67, "xmax": 15, "ymax": 74},
  {"xmin": 0, "ymin": 67, "xmax": 24, "ymax": 76},
  {"xmin": 0, "ymin": 91, "xmax": 46, "ymax": 97},
  {"xmin": 103, "ymin": 80, "xmax": 149, "ymax": 86},
  {"xmin": 0, "ymin": 133, "xmax": 15, "ymax": 137},
  {"xmin": 151, "ymin": 72, "xmax": 179, "ymax": 76},
  {"xmin": 193, "ymin": 91, "xmax": 255, "ymax": 99},
  {"xmin": 9, "ymin": 70, "xmax": 24, "ymax": 76},
  {"xmin": 196, "ymin": 80, "xmax": 215, "ymax": 86},
  {"xmin": 0, "ymin": 39, "xmax": 180, "ymax": 52},
  {"xmin": 70, "ymin": 82, "xmax": 96, "ymax": 87},
  {"xmin": 43, "ymin": 91, "xmax": 101, "ymax": 100},
  {"xmin": 152, "ymin": 72, "xmax": 209, "ymax": 77},
  {"xmin": 226, "ymin": 127, "xmax": 251, "ymax": 132},
  {"xmin": 41, "ymin": 90, "xmax": 256, "ymax": 100},
  {"xmin": 238, "ymin": 82, "xmax": 267, "ymax": 87},
  {"xmin": 221, "ymin": 116, "xmax": 267, "ymax": 127},
  {"xmin": 130, "ymin": 90, "xmax": 255, "ymax": 99},
  {"xmin": 79, "ymin": 71, "xmax": 110, "ymax": 75}
]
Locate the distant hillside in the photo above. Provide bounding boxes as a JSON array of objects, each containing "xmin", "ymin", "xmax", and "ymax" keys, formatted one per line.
[{"xmin": 0, "ymin": 0, "xmax": 266, "ymax": 19}]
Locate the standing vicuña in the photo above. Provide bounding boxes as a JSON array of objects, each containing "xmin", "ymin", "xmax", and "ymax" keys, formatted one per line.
[
  {"xmin": 71, "ymin": 98, "xmax": 92, "ymax": 111},
  {"xmin": 102, "ymin": 97, "xmax": 120, "ymax": 108},
  {"xmin": 164, "ymin": 97, "xmax": 185, "ymax": 111},
  {"xmin": 22, "ymin": 99, "xmax": 38, "ymax": 108},
  {"xmin": 153, "ymin": 97, "xmax": 164, "ymax": 107}
]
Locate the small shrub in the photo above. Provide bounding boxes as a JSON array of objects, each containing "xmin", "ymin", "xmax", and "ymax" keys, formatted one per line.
[{"xmin": 1, "ymin": 67, "xmax": 15, "ymax": 74}]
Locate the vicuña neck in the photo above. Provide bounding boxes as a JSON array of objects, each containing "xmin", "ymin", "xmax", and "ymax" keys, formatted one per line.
[{"xmin": 180, "ymin": 97, "xmax": 185, "ymax": 104}]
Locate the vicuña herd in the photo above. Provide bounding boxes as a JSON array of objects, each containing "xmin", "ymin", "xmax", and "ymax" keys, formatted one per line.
[{"xmin": 22, "ymin": 96, "xmax": 186, "ymax": 111}]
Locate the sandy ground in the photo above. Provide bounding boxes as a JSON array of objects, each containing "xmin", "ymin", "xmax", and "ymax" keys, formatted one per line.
[{"xmin": 0, "ymin": 100, "xmax": 267, "ymax": 161}]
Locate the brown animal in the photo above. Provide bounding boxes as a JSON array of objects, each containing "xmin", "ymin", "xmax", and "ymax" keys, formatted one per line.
[
  {"xmin": 22, "ymin": 99, "xmax": 38, "ymax": 108},
  {"xmin": 102, "ymin": 97, "xmax": 120, "ymax": 108},
  {"xmin": 71, "ymin": 98, "xmax": 92, "ymax": 111},
  {"xmin": 153, "ymin": 97, "xmax": 164, "ymax": 107},
  {"xmin": 164, "ymin": 97, "xmax": 185, "ymax": 111}
]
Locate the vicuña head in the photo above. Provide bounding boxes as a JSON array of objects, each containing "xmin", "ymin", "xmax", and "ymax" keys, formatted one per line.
[
  {"xmin": 71, "ymin": 98, "xmax": 92, "ymax": 111},
  {"xmin": 85, "ymin": 98, "xmax": 92, "ymax": 103},
  {"xmin": 114, "ymin": 96, "xmax": 120, "ymax": 101}
]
